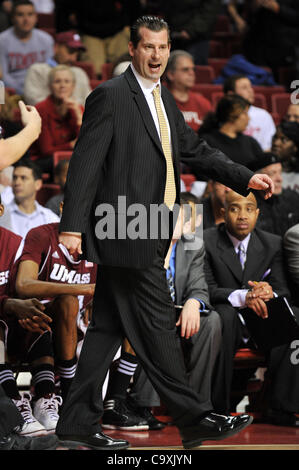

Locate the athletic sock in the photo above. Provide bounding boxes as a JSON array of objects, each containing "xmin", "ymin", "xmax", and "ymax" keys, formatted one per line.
[
  {"xmin": 0, "ymin": 363, "xmax": 20, "ymax": 399},
  {"xmin": 56, "ymin": 356, "xmax": 77, "ymax": 401},
  {"xmin": 106, "ymin": 351, "xmax": 139, "ymax": 401},
  {"xmin": 31, "ymin": 363, "xmax": 55, "ymax": 399}
]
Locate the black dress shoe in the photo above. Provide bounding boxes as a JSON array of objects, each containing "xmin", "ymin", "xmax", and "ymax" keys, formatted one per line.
[
  {"xmin": 57, "ymin": 432, "xmax": 130, "ymax": 450},
  {"xmin": 180, "ymin": 412, "xmax": 253, "ymax": 449},
  {"xmin": 0, "ymin": 433, "xmax": 58, "ymax": 450}
]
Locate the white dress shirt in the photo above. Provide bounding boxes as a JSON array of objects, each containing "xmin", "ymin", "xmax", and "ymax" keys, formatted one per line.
[
  {"xmin": 1, "ymin": 199, "xmax": 59, "ymax": 239},
  {"xmin": 226, "ymin": 231, "xmax": 251, "ymax": 308},
  {"xmin": 130, "ymin": 63, "xmax": 172, "ymax": 145}
]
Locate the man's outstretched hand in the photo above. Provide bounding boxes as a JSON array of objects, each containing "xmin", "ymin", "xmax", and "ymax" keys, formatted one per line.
[{"xmin": 248, "ymin": 173, "xmax": 274, "ymax": 199}]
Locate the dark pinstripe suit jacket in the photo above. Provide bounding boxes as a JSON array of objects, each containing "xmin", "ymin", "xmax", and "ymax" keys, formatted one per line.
[{"xmin": 60, "ymin": 66, "xmax": 254, "ymax": 268}]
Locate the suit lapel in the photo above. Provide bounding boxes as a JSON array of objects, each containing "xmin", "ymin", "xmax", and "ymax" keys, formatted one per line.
[
  {"xmin": 124, "ymin": 67, "xmax": 164, "ymax": 156},
  {"xmin": 218, "ymin": 226, "xmax": 243, "ymax": 283}
]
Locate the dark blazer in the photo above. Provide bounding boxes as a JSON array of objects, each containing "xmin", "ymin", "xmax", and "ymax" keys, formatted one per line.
[
  {"xmin": 203, "ymin": 223, "xmax": 290, "ymax": 305},
  {"xmin": 60, "ymin": 66, "xmax": 253, "ymax": 268},
  {"xmin": 174, "ymin": 237, "xmax": 211, "ymax": 309}
]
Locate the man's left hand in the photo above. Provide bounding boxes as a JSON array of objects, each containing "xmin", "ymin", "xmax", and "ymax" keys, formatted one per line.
[{"xmin": 248, "ymin": 173, "xmax": 274, "ymax": 199}]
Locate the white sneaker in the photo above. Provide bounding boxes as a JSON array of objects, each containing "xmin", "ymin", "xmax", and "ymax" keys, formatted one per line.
[
  {"xmin": 12, "ymin": 392, "xmax": 47, "ymax": 437},
  {"xmin": 33, "ymin": 394, "xmax": 63, "ymax": 433}
]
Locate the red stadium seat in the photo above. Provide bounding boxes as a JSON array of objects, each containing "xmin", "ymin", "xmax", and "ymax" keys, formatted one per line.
[
  {"xmin": 211, "ymin": 92, "xmax": 267, "ymax": 111},
  {"xmin": 53, "ymin": 151, "xmax": 72, "ymax": 167},
  {"xmin": 37, "ymin": 13, "xmax": 55, "ymax": 29},
  {"xmin": 253, "ymin": 93, "xmax": 267, "ymax": 110},
  {"xmin": 90, "ymin": 79, "xmax": 104, "ymax": 89},
  {"xmin": 191, "ymin": 84, "xmax": 223, "ymax": 102},
  {"xmin": 208, "ymin": 58, "xmax": 228, "ymax": 78},
  {"xmin": 181, "ymin": 174, "xmax": 196, "ymax": 191},
  {"xmin": 194, "ymin": 65, "xmax": 215, "ymax": 84},
  {"xmin": 209, "ymin": 40, "xmax": 225, "ymax": 58},
  {"xmin": 271, "ymin": 112, "xmax": 281, "ymax": 126},
  {"xmin": 213, "ymin": 15, "xmax": 232, "ymax": 33},
  {"xmin": 101, "ymin": 63, "xmax": 114, "ymax": 81},
  {"xmin": 73, "ymin": 61, "xmax": 97, "ymax": 80},
  {"xmin": 271, "ymin": 93, "xmax": 292, "ymax": 120},
  {"xmin": 211, "ymin": 91, "xmax": 224, "ymax": 108},
  {"xmin": 36, "ymin": 183, "xmax": 61, "ymax": 206},
  {"xmin": 253, "ymin": 85, "xmax": 285, "ymax": 111}
]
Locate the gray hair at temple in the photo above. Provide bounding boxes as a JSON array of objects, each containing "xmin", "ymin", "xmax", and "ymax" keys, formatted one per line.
[{"xmin": 166, "ymin": 50, "xmax": 194, "ymax": 74}]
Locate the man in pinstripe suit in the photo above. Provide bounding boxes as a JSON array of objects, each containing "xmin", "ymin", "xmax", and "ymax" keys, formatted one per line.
[{"xmin": 55, "ymin": 16, "xmax": 274, "ymax": 450}]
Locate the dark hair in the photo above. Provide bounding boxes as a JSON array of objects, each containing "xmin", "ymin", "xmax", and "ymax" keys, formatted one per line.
[
  {"xmin": 198, "ymin": 94, "xmax": 250, "ymax": 136},
  {"xmin": 223, "ymin": 74, "xmax": 249, "ymax": 94},
  {"xmin": 12, "ymin": 0, "xmax": 35, "ymax": 16},
  {"xmin": 130, "ymin": 15, "xmax": 170, "ymax": 48},
  {"xmin": 14, "ymin": 158, "xmax": 42, "ymax": 180}
]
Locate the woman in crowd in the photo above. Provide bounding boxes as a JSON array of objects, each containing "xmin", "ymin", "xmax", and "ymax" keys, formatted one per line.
[
  {"xmin": 198, "ymin": 94, "xmax": 263, "ymax": 171},
  {"xmin": 30, "ymin": 65, "xmax": 83, "ymax": 177}
]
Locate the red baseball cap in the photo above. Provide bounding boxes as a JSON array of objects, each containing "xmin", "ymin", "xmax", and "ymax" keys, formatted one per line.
[{"xmin": 55, "ymin": 31, "xmax": 86, "ymax": 51}]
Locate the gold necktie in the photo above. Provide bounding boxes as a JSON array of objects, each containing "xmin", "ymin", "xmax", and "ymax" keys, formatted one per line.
[{"xmin": 152, "ymin": 85, "xmax": 176, "ymax": 210}]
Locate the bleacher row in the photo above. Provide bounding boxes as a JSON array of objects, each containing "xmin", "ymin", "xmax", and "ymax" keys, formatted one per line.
[{"xmin": 11, "ymin": 11, "xmax": 296, "ymax": 415}]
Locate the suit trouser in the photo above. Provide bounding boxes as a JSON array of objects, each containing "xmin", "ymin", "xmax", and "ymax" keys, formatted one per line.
[
  {"xmin": 0, "ymin": 384, "xmax": 24, "ymax": 439},
  {"xmin": 129, "ymin": 310, "xmax": 222, "ymax": 409},
  {"xmin": 56, "ymin": 242, "xmax": 213, "ymax": 436}
]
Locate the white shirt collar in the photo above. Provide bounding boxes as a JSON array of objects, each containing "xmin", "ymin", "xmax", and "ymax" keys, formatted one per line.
[
  {"xmin": 130, "ymin": 63, "xmax": 161, "ymax": 96},
  {"xmin": 226, "ymin": 230, "xmax": 251, "ymax": 252},
  {"xmin": 9, "ymin": 199, "xmax": 45, "ymax": 216}
]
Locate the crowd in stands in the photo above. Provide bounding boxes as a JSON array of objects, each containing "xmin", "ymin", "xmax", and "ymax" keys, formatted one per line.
[{"xmin": 1, "ymin": 0, "xmax": 299, "ymax": 442}]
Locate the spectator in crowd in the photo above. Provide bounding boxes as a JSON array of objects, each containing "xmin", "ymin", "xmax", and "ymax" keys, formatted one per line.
[
  {"xmin": 45, "ymin": 159, "xmax": 69, "ymax": 217},
  {"xmin": 271, "ymin": 120, "xmax": 299, "ymax": 192},
  {"xmin": 30, "ymin": 65, "xmax": 83, "ymax": 175},
  {"xmin": 70, "ymin": 1, "xmax": 141, "ymax": 77},
  {"xmin": 198, "ymin": 94, "xmax": 264, "ymax": 170},
  {"xmin": 255, "ymin": 152, "xmax": 299, "ymax": 236},
  {"xmin": 0, "ymin": 192, "xmax": 60, "ymax": 444},
  {"xmin": 0, "ymin": 0, "xmax": 54, "ymax": 95},
  {"xmin": 0, "ymin": 159, "xmax": 59, "ymax": 237},
  {"xmin": 204, "ymin": 190, "xmax": 299, "ymax": 425},
  {"xmin": 224, "ymin": 0, "xmax": 249, "ymax": 33},
  {"xmin": 15, "ymin": 218, "xmax": 97, "ymax": 402},
  {"xmin": 161, "ymin": 0, "xmax": 222, "ymax": 65},
  {"xmin": 201, "ymin": 180, "xmax": 231, "ymax": 229},
  {"xmin": 223, "ymin": 74, "xmax": 276, "ymax": 151},
  {"xmin": 24, "ymin": 31, "xmax": 91, "ymax": 106},
  {"xmin": 243, "ymin": 0, "xmax": 299, "ymax": 81},
  {"xmin": 284, "ymin": 103, "xmax": 299, "ymax": 123},
  {"xmin": 165, "ymin": 50, "xmax": 212, "ymax": 132},
  {"xmin": 102, "ymin": 193, "xmax": 222, "ymax": 431}
]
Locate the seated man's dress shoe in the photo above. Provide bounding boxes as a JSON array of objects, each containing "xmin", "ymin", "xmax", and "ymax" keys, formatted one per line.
[
  {"xmin": 180, "ymin": 412, "xmax": 253, "ymax": 449},
  {"xmin": 57, "ymin": 431, "xmax": 129, "ymax": 450}
]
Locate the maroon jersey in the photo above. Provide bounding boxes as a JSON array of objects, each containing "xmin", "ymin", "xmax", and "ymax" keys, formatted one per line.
[
  {"xmin": 0, "ymin": 227, "xmax": 23, "ymax": 318},
  {"xmin": 20, "ymin": 223, "xmax": 97, "ymax": 308}
]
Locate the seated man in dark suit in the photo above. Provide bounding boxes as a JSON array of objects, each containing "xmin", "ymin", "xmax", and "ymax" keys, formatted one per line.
[
  {"xmin": 102, "ymin": 193, "xmax": 222, "ymax": 430},
  {"xmin": 204, "ymin": 190, "xmax": 299, "ymax": 426}
]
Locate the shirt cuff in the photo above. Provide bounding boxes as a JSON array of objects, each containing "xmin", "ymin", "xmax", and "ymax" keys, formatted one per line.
[
  {"xmin": 228, "ymin": 290, "xmax": 248, "ymax": 308},
  {"xmin": 190, "ymin": 297, "xmax": 205, "ymax": 312}
]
